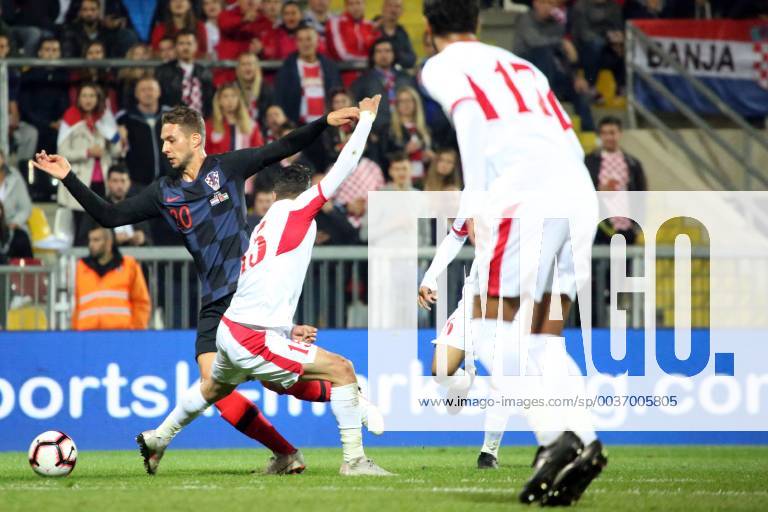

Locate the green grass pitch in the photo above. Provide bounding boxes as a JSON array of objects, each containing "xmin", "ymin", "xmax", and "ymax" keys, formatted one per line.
[{"xmin": 1, "ymin": 446, "xmax": 766, "ymax": 511}]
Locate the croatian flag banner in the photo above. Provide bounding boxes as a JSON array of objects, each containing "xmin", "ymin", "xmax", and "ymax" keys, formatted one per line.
[{"xmin": 632, "ymin": 19, "xmax": 768, "ymax": 117}]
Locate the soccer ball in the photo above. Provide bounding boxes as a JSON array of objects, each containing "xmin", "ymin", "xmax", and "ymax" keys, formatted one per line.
[{"xmin": 28, "ymin": 431, "xmax": 78, "ymax": 477}]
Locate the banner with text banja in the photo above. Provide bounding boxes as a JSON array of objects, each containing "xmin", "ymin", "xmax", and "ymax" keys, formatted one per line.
[{"xmin": 632, "ymin": 19, "xmax": 768, "ymax": 116}]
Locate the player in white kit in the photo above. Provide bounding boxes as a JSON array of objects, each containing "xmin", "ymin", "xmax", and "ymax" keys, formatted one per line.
[
  {"xmin": 421, "ymin": 0, "xmax": 606, "ymax": 506},
  {"xmin": 136, "ymin": 96, "xmax": 392, "ymax": 477},
  {"xmin": 419, "ymin": 217, "xmax": 511, "ymax": 470}
]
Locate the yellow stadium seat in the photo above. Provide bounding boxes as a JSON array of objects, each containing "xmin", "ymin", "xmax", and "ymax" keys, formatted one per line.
[
  {"xmin": 28, "ymin": 206, "xmax": 52, "ymax": 243},
  {"xmin": 6, "ymin": 305, "xmax": 48, "ymax": 330}
]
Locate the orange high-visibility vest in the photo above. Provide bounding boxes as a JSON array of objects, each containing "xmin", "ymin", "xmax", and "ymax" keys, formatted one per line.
[{"xmin": 72, "ymin": 255, "xmax": 150, "ymax": 330}]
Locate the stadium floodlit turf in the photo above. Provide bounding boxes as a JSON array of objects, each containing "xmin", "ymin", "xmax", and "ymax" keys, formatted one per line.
[{"xmin": 1, "ymin": 446, "xmax": 766, "ymax": 511}]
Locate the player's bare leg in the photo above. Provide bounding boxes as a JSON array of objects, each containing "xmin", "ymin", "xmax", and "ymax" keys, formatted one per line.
[
  {"xmin": 301, "ymin": 348, "xmax": 392, "ymax": 476},
  {"xmin": 431, "ymin": 344, "xmax": 465, "ymax": 377}
]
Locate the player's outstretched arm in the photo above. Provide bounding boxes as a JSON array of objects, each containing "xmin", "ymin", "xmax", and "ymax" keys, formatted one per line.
[
  {"xmin": 229, "ymin": 107, "xmax": 361, "ymax": 180},
  {"xmin": 32, "ymin": 151, "xmax": 161, "ymax": 227},
  {"xmin": 418, "ymin": 218, "xmax": 470, "ymax": 310},
  {"xmin": 318, "ymin": 95, "xmax": 380, "ymax": 198}
]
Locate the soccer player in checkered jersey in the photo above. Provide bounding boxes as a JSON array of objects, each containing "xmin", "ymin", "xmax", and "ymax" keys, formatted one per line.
[
  {"xmin": 420, "ymin": 0, "xmax": 606, "ymax": 505},
  {"xmin": 32, "ymin": 104, "xmax": 364, "ymax": 475},
  {"xmin": 136, "ymin": 95, "xmax": 392, "ymax": 477}
]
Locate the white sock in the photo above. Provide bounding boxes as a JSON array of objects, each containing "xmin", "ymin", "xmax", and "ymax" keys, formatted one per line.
[
  {"xmin": 523, "ymin": 334, "xmax": 568, "ymax": 446},
  {"xmin": 481, "ymin": 386, "xmax": 508, "ymax": 457},
  {"xmin": 452, "ymin": 368, "xmax": 465, "ymax": 376},
  {"xmin": 156, "ymin": 384, "xmax": 211, "ymax": 444},
  {"xmin": 330, "ymin": 383, "xmax": 365, "ymax": 463},
  {"xmin": 548, "ymin": 339, "xmax": 598, "ymax": 445}
]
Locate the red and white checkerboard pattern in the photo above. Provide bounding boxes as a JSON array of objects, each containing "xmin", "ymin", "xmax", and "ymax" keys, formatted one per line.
[{"xmin": 753, "ymin": 42, "xmax": 768, "ymax": 89}]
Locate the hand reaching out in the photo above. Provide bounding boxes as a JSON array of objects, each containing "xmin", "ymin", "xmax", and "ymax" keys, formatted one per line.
[
  {"xmin": 418, "ymin": 286, "xmax": 438, "ymax": 311},
  {"xmin": 31, "ymin": 151, "xmax": 72, "ymax": 180}
]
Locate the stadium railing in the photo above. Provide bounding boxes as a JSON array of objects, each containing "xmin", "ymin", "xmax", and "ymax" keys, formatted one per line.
[
  {"xmin": 0, "ymin": 245, "xmax": 713, "ymax": 331},
  {"xmin": 625, "ymin": 21, "xmax": 768, "ymax": 190},
  {"xmin": 0, "ymin": 57, "xmax": 368, "ymax": 157}
]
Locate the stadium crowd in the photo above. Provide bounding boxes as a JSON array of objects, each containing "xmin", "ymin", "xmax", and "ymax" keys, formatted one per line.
[{"xmin": 0, "ymin": 0, "xmax": 762, "ymax": 259}]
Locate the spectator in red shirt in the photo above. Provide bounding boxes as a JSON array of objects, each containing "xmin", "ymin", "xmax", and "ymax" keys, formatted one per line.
[
  {"xmin": 325, "ymin": 0, "xmax": 380, "ymax": 62},
  {"xmin": 261, "ymin": 0, "xmax": 282, "ymax": 26},
  {"xmin": 151, "ymin": 0, "xmax": 208, "ymax": 58},
  {"xmin": 218, "ymin": 0, "xmax": 271, "ymax": 61},
  {"xmin": 275, "ymin": 25, "xmax": 342, "ymax": 125},
  {"xmin": 262, "ymin": 1, "xmax": 320, "ymax": 61}
]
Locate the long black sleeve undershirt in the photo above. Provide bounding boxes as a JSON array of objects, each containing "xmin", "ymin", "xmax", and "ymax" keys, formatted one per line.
[
  {"xmin": 218, "ymin": 115, "xmax": 330, "ymax": 180},
  {"xmin": 61, "ymin": 173, "xmax": 162, "ymax": 227}
]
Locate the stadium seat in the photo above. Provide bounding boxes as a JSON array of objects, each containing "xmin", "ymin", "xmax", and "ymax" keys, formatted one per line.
[
  {"xmin": 6, "ymin": 305, "xmax": 48, "ymax": 331},
  {"xmin": 28, "ymin": 206, "xmax": 52, "ymax": 243}
]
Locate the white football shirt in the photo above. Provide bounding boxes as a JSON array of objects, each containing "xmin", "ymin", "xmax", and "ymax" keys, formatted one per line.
[
  {"xmin": 225, "ymin": 111, "xmax": 375, "ymax": 328},
  {"xmin": 421, "ymin": 40, "xmax": 591, "ymax": 194}
]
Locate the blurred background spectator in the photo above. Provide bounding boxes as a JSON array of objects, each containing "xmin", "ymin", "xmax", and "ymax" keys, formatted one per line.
[
  {"xmin": 156, "ymin": 35, "xmax": 177, "ymax": 62},
  {"xmin": 155, "ymin": 30, "xmax": 214, "ymax": 116},
  {"xmin": 81, "ymin": 164, "xmax": 152, "ymax": 248},
  {"xmin": 304, "ymin": 0, "xmax": 334, "ymax": 48},
  {"xmin": 202, "ymin": 0, "xmax": 223, "ymax": 60},
  {"xmin": 72, "ymin": 226, "xmax": 150, "ymax": 330},
  {"xmin": 57, "ymin": 83, "xmax": 124, "ymax": 245},
  {"xmin": 326, "ymin": 0, "xmax": 379, "ymax": 63},
  {"xmin": 234, "ymin": 52, "xmax": 274, "ymax": 130},
  {"xmin": 423, "ymin": 148, "xmax": 461, "ymax": 192},
  {"xmin": 373, "ymin": 0, "xmax": 416, "ymax": 70},
  {"xmin": 333, "ymin": 154, "xmax": 385, "ymax": 241},
  {"xmin": 0, "ymin": 150, "xmax": 32, "ymax": 232},
  {"xmin": 0, "ymin": 200, "xmax": 33, "ymax": 263},
  {"xmin": 62, "ymin": 0, "xmax": 137, "ymax": 59},
  {"xmin": 19, "ymin": 37, "xmax": 69, "ymax": 200},
  {"xmin": 117, "ymin": 76, "xmax": 171, "ymax": 188},
  {"xmin": 275, "ymin": 26, "xmax": 341, "ymax": 125},
  {"xmin": 586, "ymin": 116, "xmax": 647, "ymax": 244},
  {"xmin": 352, "ymin": 38, "xmax": 416, "ymax": 132},
  {"xmin": 263, "ymin": 105, "xmax": 290, "ymax": 144},
  {"xmin": 321, "ymin": 88, "xmax": 356, "ymax": 170},
  {"xmin": 0, "ymin": 33, "xmax": 38, "ymax": 164},
  {"xmin": 151, "ymin": 0, "xmax": 208, "ymax": 57},
  {"xmin": 116, "ymin": 43, "xmax": 153, "ymax": 111},
  {"xmin": 217, "ymin": 0, "xmax": 271, "ymax": 83},
  {"xmin": 382, "ymin": 152, "xmax": 416, "ymax": 191},
  {"xmin": 247, "ymin": 188, "xmax": 275, "ymax": 229},
  {"xmin": 386, "ymin": 86, "xmax": 434, "ymax": 183},
  {"xmin": 263, "ymin": 1, "xmax": 320, "ymax": 60},
  {"xmin": 1, "ymin": 0, "xmax": 59, "ymax": 57},
  {"xmin": 571, "ymin": 0, "xmax": 626, "ymax": 98}
]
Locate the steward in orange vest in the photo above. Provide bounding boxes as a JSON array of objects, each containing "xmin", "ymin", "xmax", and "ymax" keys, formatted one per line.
[{"xmin": 73, "ymin": 227, "xmax": 150, "ymax": 330}]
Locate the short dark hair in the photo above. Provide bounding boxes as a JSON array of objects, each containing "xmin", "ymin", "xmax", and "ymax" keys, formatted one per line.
[
  {"xmin": 107, "ymin": 163, "xmax": 129, "ymax": 178},
  {"xmin": 423, "ymin": 0, "xmax": 480, "ymax": 36},
  {"xmin": 162, "ymin": 105, "xmax": 205, "ymax": 139},
  {"xmin": 598, "ymin": 116, "xmax": 623, "ymax": 131},
  {"xmin": 37, "ymin": 36, "xmax": 60, "ymax": 54},
  {"xmin": 282, "ymin": 0, "xmax": 301, "ymax": 12},
  {"xmin": 273, "ymin": 164, "xmax": 312, "ymax": 198},
  {"xmin": 174, "ymin": 29, "xmax": 198, "ymax": 43},
  {"xmin": 368, "ymin": 38, "xmax": 394, "ymax": 68},
  {"xmin": 388, "ymin": 151, "xmax": 409, "ymax": 165}
]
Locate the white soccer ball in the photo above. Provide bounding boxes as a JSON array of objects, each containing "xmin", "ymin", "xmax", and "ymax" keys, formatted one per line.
[{"xmin": 28, "ymin": 431, "xmax": 78, "ymax": 477}]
